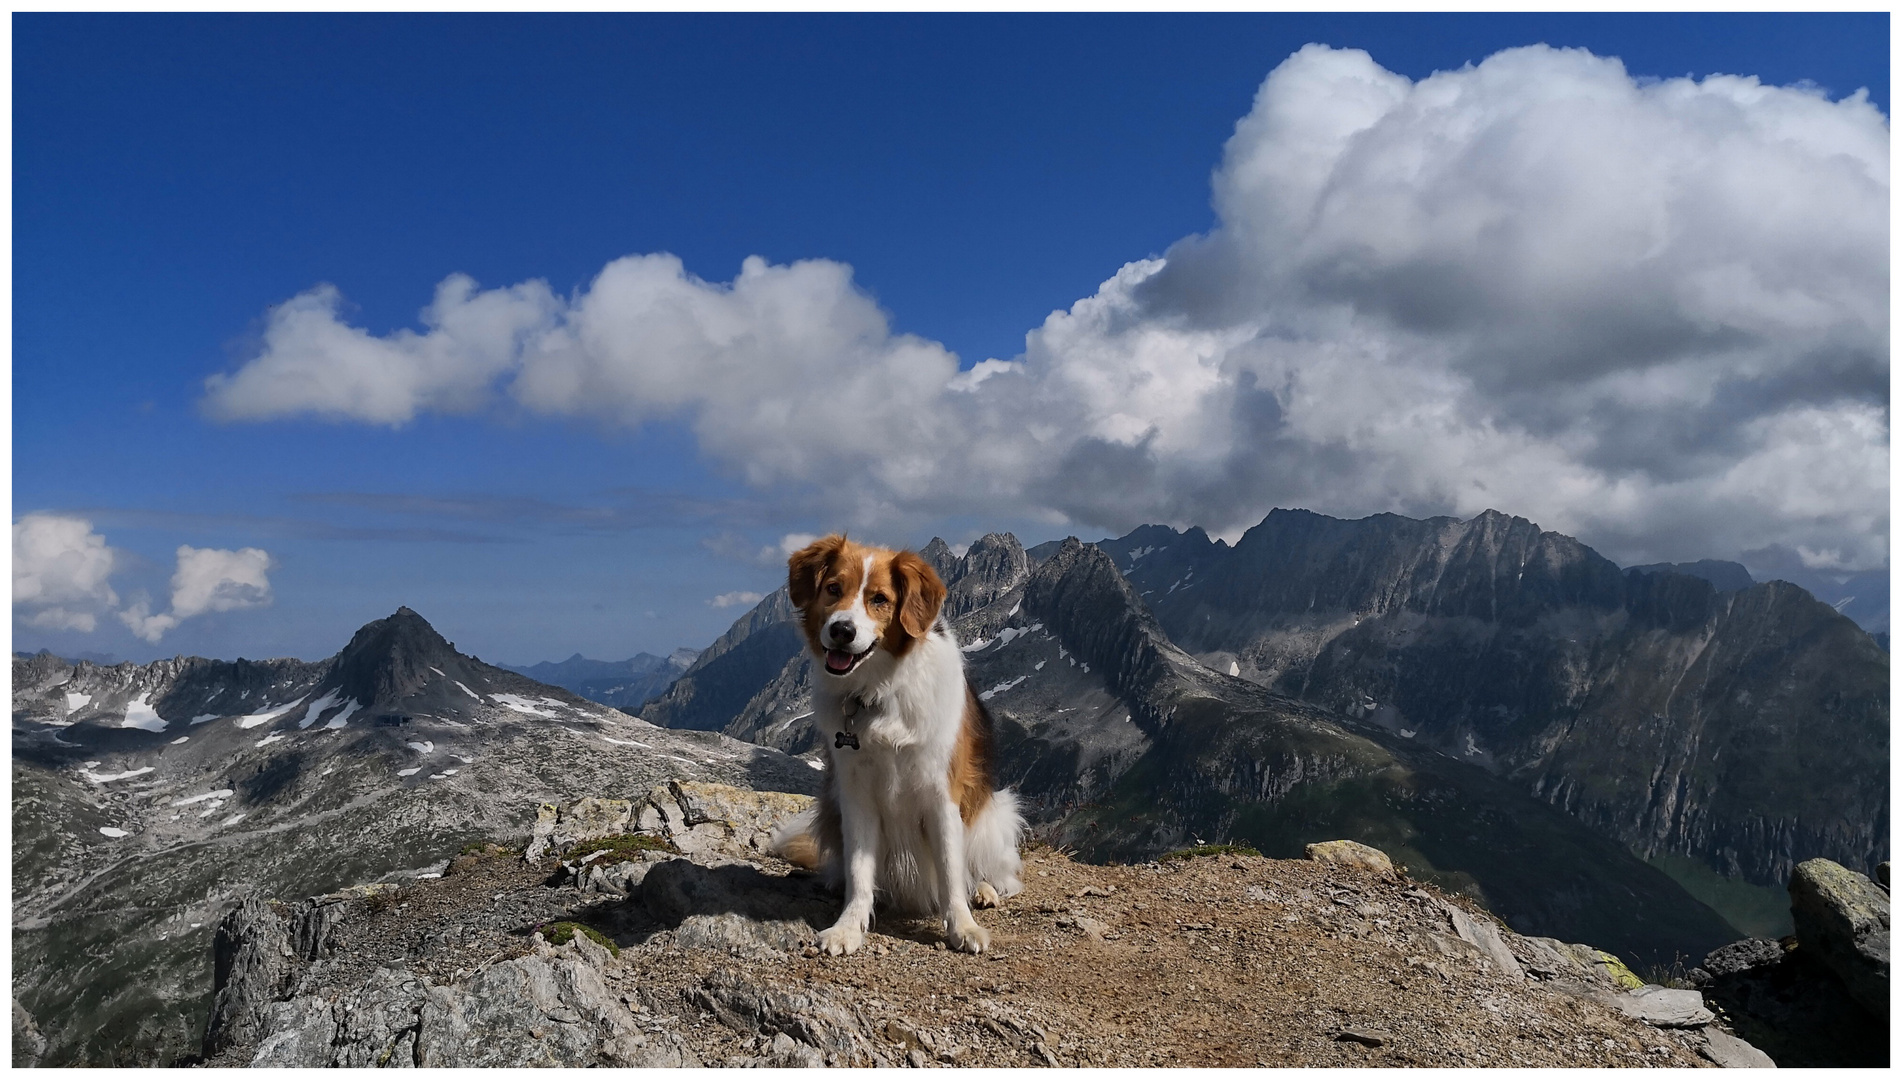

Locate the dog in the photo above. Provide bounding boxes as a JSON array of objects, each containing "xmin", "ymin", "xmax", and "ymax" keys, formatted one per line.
[{"xmin": 769, "ymin": 534, "xmax": 1025, "ymax": 955}]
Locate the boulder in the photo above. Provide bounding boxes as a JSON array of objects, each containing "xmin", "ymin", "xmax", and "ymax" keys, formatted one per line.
[
  {"xmin": 1697, "ymin": 938, "xmax": 1785, "ymax": 981},
  {"xmin": 1698, "ymin": 1027, "xmax": 1777, "ymax": 1069},
  {"xmin": 1615, "ymin": 986, "xmax": 1713, "ymax": 1028},
  {"xmin": 1304, "ymin": 840, "xmax": 1395, "ymax": 877},
  {"xmin": 1789, "ymin": 858, "xmax": 1889, "ymax": 1015}
]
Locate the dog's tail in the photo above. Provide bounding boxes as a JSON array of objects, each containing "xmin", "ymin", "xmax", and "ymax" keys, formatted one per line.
[
  {"xmin": 966, "ymin": 787, "xmax": 1027, "ymax": 899},
  {"xmin": 769, "ymin": 804, "xmax": 825, "ymax": 871}
]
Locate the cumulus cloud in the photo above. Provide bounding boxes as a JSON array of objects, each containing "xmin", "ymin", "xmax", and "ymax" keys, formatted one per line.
[
  {"xmin": 120, "ymin": 546, "xmax": 275, "ymax": 643},
  {"xmin": 13, "ymin": 514, "xmax": 121, "ymax": 632},
  {"xmin": 709, "ymin": 590, "xmax": 765, "ymax": 609},
  {"xmin": 13, "ymin": 514, "xmax": 276, "ymax": 642},
  {"xmin": 205, "ymin": 45, "xmax": 1889, "ymax": 569}
]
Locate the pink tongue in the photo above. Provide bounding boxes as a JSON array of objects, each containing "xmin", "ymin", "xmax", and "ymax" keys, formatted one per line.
[{"xmin": 825, "ymin": 649, "xmax": 855, "ymax": 673}]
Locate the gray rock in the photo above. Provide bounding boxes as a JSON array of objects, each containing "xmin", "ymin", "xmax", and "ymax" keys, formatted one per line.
[
  {"xmin": 1616, "ymin": 985, "xmax": 1714, "ymax": 1028},
  {"xmin": 12, "ymin": 997, "xmax": 48, "ymax": 1067},
  {"xmin": 1699, "ymin": 1026, "xmax": 1777, "ymax": 1068},
  {"xmin": 1789, "ymin": 858, "xmax": 1889, "ymax": 1015},
  {"xmin": 250, "ymin": 993, "xmax": 343, "ymax": 1067},
  {"xmin": 687, "ymin": 966, "xmax": 871, "ymax": 1058},
  {"xmin": 250, "ymin": 934, "xmax": 682, "ymax": 1068},
  {"xmin": 1442, "ymin": 902, "xmax": 1525, "ymax": 982},
  {"xmin": 640, "ymin": 855, "xmax": 832, "ymax": 940},
  {"xmin": 203, "ymin": 896, "xmax": 293, "ymax": 1057},
  {"xmin": 675, "ymin": 911, "xmax": 814, "ymax": 954},
  {"xmin": 1701, "ymin": 938, "xmax": 1785, "ymax": 979}
]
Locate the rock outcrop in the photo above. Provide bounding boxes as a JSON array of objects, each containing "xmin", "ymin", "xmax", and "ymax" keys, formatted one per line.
[
  {"xmin": 1690, "ymin": 858, "xmax": 1890, "ymax": 1067},
  {"xmin": 205, "ymin": 792, "xmax": 1771, "ymax": 1069},
  {"xmin": 1788, "ymin": 857, "xmax": 1889, "ymax": 1015}
]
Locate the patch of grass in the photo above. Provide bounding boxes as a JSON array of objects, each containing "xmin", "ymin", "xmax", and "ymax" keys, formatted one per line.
[
  {"xmin": 536, "ymin": 921, "xmax": 619, "ymax": 957},
  {"xmin": 1646, "ymin": 853, "xmax": 1793, "ymax": 939},
  {"xmin": 564, "ymin": 832, "xmax": 677, "ymax": 865},
  {"xmin": 1161, "ymin": 843, "xmax": 1263, "ymax": 862},
  {"xmin": 457, "ymin": 840, "xmax": 517, "ymax": 858}
]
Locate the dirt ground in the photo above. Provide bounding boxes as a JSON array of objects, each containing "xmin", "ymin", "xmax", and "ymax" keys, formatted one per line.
[
  {"xmin": 236, "ymin": 840, "xmax": 1721, "ymax": 1068},
  {"xmin": 668, "ymin": 847, "xmax": 1714, "ymax": 1067}
]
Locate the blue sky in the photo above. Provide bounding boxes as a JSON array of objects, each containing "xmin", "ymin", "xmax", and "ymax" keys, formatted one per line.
[{"xmin": 13, "ymin": 13, "xmax": 1890, "ymax": 665}]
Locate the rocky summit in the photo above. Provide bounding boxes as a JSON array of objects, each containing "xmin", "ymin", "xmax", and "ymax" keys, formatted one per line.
[
  {"xmin": 186, "ymin": 785, "xmax": 1768, "ymax": 1069},
  {"xmin": 10, "ymin": 610, "xmax": 820, "ymax": 1067}
]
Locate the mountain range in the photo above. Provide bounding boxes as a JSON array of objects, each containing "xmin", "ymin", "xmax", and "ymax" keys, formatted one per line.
[
  {"xmin": 630, "ymin": 508, "xmax": 1888, "ymax": 944},
  {"xmin": 499, "ymin": 649, "xmax": 699, "ymax": 709}
]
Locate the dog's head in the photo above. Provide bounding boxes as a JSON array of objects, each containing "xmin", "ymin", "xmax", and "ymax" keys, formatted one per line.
[{"xmin": 787, "ymin": 535, "xmax": 948, "ymax": 680}]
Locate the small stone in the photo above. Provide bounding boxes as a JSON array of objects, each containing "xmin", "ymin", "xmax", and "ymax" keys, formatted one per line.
[
  {"xmin": 1334, "ymin": 1028, "xmax": 1389, "ymax": 1047},
  {"xmin": 908, "ymin": 1048, "xmax": 928, "ymax": 1068}
]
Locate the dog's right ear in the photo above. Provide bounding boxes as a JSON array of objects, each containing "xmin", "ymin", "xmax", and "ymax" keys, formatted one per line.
[{"xmin": 787, "ymin": 534, "xmax": 849, "ymax": 609}]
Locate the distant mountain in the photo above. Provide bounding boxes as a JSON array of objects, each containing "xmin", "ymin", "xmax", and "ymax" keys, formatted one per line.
[
  {"xmin": 1103, "ymin": 509, "xmax": 1888, "ymax": 891},
  {"xmin": 11, "ymin": 609, "xmax": 817, "ymax": 1066},
  {"xmin": 499, "ymin": 648, "xmax": 698, "ymax": 709},
  {"xmin": 1628, "ymin": 559, "xmax": 1756, "ymax": 594}
]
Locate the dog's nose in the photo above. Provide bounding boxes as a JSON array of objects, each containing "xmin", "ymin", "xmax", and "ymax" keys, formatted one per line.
[{"xmin": 828, "ymin": 619, "xmax": 856, "ymax": 645}]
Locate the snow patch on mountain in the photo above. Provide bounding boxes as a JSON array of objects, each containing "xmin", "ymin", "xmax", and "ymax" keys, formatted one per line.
[
  {"xmin": 322, "ymin": 699, "xmax": 362, "ymax": 729},
  {"xmin": 979, "ymin": 676, "xmax": 1028, "ymax": 701},
  {"xmin": 239, "ymin": 700, "xmax": 304, "ymax": 729},
  {"xmin": 298, "ymin": 689, "xmax": 344, "ymax": 729},
  {"xmin": 491, "ymin": 694, "xmax": 559, "ymax": 718},
  {"xmin": 82, "ymin": 765, "xmax": 154, "ymax": 784},
  {"xmin": 121, "ymin": 694, "xmax": 167, "ymax": 732},
  {"xmin": 173, "ymin": 789, "xmax": 234, "ymax": 807}
]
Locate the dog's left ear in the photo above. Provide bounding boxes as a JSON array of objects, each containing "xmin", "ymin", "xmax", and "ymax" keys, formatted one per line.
[{"xmin": 891, "ymin": 551, "xmax": 948, "ymax": 639}]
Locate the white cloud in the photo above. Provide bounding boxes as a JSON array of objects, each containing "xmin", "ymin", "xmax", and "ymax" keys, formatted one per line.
[
  {"xmin": 709, "ymin": 590, "xmax": 765, "ymax": 609},
  {"xmin": 204, "ymin": 45, "xmax": 1888, "ymax": 570},
  {"xmin": 778, "ymin": 533, "xmax": 820, "ymax": 557},
  {"xmin": 119, "ymin": 545, "xmax": 275, "ymax": 643},
  {"xmin": 203, "ymin": 276, "xmax": 558, "ymax": 425},
  {"xmin": 13, "ymin": 514, "xmax": 121, "ymax": 632}
]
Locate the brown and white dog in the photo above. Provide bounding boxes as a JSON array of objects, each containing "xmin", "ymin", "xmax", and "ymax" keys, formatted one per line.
[{"xmin": 770, "ymin": 534, "xmax": 1025, "ymax": 955}]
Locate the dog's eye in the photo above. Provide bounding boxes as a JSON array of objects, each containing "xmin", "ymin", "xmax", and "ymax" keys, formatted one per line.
[
  {"xmin": 825, "ymin": 582, "xmax": 843, "ymax": 598},
  {"xmin": 870, "ymin": 593, "xmax": 889, "ymax": 606}
]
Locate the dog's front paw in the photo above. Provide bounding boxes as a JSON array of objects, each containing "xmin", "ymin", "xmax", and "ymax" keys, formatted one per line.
[
  {"xmin": 947, "ymin": 917, "xmax": 991, "ymax": 954},
  {"xmin": 816, "ymin": 922, "xmax": 864, "ymax": 956},
  {"xmin": 972, "ymin": 882, "xmax": 1000, "ymax": 909}
]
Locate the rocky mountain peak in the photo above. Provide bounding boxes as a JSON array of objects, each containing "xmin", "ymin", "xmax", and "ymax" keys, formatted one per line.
[
  {"xmin": 917, "ymin": 537, "xmax": 959, "ymax": 581},
  {"xmin": 1018, "ymin": 539, "xmax": 1196, "ymax": 723},
  {"xmin": 943, "ymin": 533, "xmax": 1029, "ymax": 618},
  {"xmin": 329, "ymin": 607, "xmax": 465, "ymax": 708}
]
